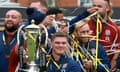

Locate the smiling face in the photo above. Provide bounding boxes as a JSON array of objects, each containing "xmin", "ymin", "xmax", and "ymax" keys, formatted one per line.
[
  {"xmin": 4, "ymin": 10, "xmax": 22, "ymax": 33},
  {"xmin": 51, "ymin": 32, "xmax": 68, "ymax": 56},
  {"xmin": 51, "ymin": 37, "xmax": 68, "ymax": 55}
]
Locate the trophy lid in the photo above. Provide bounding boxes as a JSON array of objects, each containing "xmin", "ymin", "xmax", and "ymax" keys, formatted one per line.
[{"xmin": 26, "ymin": 19, "xmax": 39, "ymax": 29}]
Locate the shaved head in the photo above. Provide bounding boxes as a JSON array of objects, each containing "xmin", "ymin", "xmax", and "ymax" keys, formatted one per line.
[{"xmin": 5, "ymin": 10, "xmax": 23, "ymax": 33}]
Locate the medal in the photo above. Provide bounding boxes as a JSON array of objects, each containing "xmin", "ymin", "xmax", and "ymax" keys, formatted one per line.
[
  {"xmin": 5, "ymin": 54, "xmax": 10, "ymax": 59},
  {"xmin": 2, "ymin": 32, "xmax": 16, "ymax": 60}
]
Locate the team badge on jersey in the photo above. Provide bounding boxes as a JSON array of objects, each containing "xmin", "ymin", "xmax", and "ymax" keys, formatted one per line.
[
  {"xmin": 105, "ymin": 30, "xmax": 110, "ymax": 41},
  {"xmin": 61, "ymin": 63, "xmax": 68, "ymax": 72},
  {"xmin": 90, "ymin": 48, "xmax": 96, "ymax": 56}
]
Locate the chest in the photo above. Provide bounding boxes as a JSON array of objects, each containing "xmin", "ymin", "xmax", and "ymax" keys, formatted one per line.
[
  {"xmin": 88, "ymin": 20, "xmax": 118, "ymax": 43},
  {"xmin": 0, "ymin": 32, "xmax": 17, "ymax": 55}
]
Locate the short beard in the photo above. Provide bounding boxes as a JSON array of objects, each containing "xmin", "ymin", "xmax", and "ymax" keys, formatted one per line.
[
  {"xmin": 100, "ymin": 13, "xmax": 105, "ymax": 19},
  {"xmin": 5, "ymin": 25, "xmax": 18, "ymax": 33}
]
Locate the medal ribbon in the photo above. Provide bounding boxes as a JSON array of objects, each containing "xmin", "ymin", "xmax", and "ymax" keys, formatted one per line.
[{"xmin": 2, "ymin": 31, "xmax": 17, "ymax": 57}]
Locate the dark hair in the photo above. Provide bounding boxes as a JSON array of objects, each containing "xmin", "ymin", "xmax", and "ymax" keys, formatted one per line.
[
  {"xmin": 51, "ymin": 32, "xmax": 68, "ymax": 41},
  {"xmin": 46, "ymin": 8, "xmax": 63, "ymax": 15},
  {"xmin": 26, "ymin": 8, "xmax": 46, "ymax": 25}
]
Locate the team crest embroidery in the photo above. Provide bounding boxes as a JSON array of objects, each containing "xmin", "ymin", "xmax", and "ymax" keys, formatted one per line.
[
  {"xmin": 61, "ymin": 63, "xmax": 68, "ymax": 72},
  {"xmin": 105, "ymin": 30, "xmax": 110, "ymax": 41},
  {"xmin": 90, "ymin": 48, "xmax": 96, "ymax": 56}
]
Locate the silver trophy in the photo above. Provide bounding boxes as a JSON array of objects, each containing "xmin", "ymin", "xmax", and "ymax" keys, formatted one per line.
[
  {"xmin": 24, "ymin": 19, "xmax": 40, "ymax": 72},
  {"xmin": 17, "ymin": 19, "xmax": 48, "ymax": 72}
]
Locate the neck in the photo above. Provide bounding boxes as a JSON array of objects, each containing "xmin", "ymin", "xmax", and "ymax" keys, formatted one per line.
[
  {"xmin": 79, "ymin": 40, "xmax": 86, "ymax": 45},
  {"xmin": 52, "ymin": 52, "xmax": 60, "ymax": 62},
  {"xmin": 6, "ymin": 30, "xmax": 16, "ymax": 35},
  {"xmin": 79, "ymin": 41, "xmax": 88, "ymax": 48},
  {"xmin": 103, "ymin": 15, "xmax": 108, "ymax": 21},
  {"xmin": 100, "ymin": 13, "xmax": 108, "ymax": 22}
]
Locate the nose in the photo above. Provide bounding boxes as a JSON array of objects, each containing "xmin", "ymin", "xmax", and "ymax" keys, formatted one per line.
[{"xmin": 59, "ymin": 43, "xmax": 63, "ymax": 46}]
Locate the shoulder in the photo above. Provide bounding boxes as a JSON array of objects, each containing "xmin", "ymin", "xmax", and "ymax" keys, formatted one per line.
[
  {"xmin": 0, "ymin": 31, "xmax": 3, "ymax": 33},
  {"xmin": 67, "ymin": 57, "xmax": 79, "ymax": 67},
  {"xmin": 89, "ymin": 41, "xmax": 104, "ymax": 51},
  {"xmin": 66, "ymin": 57, "xmax": 82, "ymax": 72},
  {"xmin": 0, "ymin": 31, "xmax": 4, "ymax": 36}
]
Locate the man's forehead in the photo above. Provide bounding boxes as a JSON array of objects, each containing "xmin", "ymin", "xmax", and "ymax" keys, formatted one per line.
[
  {"xmin": 30, "ymin": 2, "xmax": 40, "ymax": 7},
  {"xmin": 6, "ymin": 10, "xmax": 21, "ymax": 17},
  {"xmin": 93, "ymin": 0, "xmax": 107, "ymax": 4},
  {"xmin": 53, "ymin": 37, "xmax": 67, "ymax": 41}
]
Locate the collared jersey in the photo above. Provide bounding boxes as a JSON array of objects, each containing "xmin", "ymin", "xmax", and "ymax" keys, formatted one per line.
[
  {"xmin": 0, "ymin": 31, "xmax": 17, "ymax": 72},
  {"xmin": 88, "ymin": 18, "xmax": 120, "ymax": 60},
  {"xmin": 47, "ymin": 55, "xmax": 82, "ymax": 72}
]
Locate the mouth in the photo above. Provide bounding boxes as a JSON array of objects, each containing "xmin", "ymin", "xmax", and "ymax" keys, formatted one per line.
[
  {"xmin": 6, "ymin": 21, "xmax": 13, "ymax": 26},
  {"xmin": 57, "ymin": 47, "xmax": 64, "ymax": 50}
]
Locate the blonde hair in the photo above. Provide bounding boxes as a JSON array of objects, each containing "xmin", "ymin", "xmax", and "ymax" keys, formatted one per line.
[
  {"xmin": 73, "ymin": 20, "xmax": 88, "ymax": 38},
  {"xmin": 74, "ymin": 20, "xmax": 87, "ymax": 32}
]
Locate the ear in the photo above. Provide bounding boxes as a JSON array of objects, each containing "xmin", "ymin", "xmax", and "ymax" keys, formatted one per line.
[
  {"xmin": 19, "ymin": 18, "xmax": 23, "ymax": 26},
  {"xmin": 106, "ymin": 4, "xmax": 111, "ymax": 13},
  {"xmin": 106, "ymin": 7, "xmax": 110, "ymax": 12}
]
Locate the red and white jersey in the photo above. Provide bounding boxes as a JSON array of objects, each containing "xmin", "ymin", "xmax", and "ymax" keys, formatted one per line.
[{"xmin": 88, "ymin": 18, "xmax": 120, "ymax": 59}]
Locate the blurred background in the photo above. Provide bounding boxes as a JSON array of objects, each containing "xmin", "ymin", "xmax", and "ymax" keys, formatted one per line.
[{"xmin": 0, "ymin": 0, "xmax": 120, "ymax": 30}]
